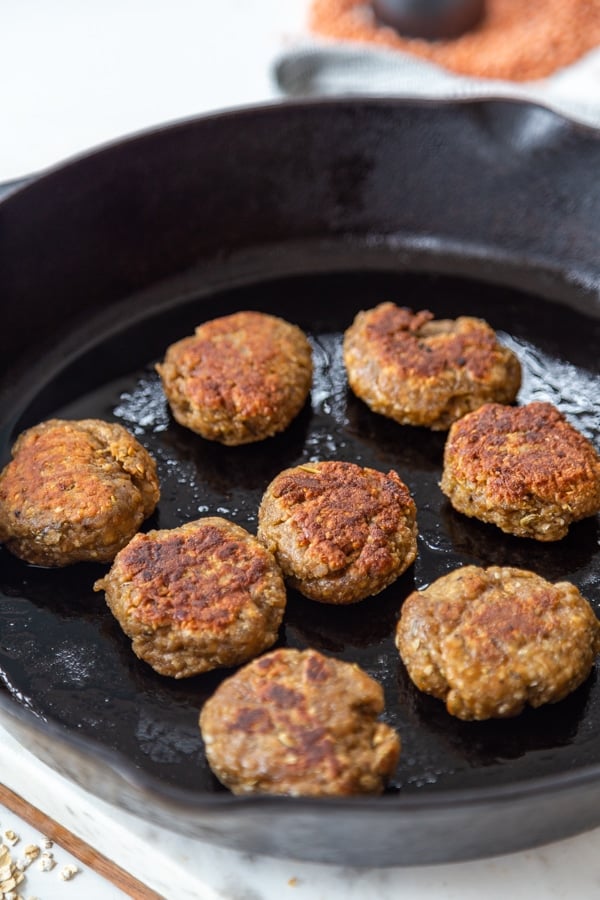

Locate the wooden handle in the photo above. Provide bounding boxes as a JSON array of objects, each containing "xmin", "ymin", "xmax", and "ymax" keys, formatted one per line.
[{"xmin": 0, "ymin": 782, "xmax": 165, "ymax": 899}]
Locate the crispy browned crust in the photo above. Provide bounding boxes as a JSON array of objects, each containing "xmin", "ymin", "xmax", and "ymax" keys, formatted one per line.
[
  {"xmin": 440, "ymin": 401, "xmax": 600, "ymax": 540},
  {"xmin": 343, "ymin": 303, "xmax": 521, "ymax": 430},
  {"xmin": 156, "ymin": 311, "xmax": 313, "ymax": 445},
  {"xmin": 257, "ymin": 460, "xmax": 417, "ymax": 604},
  {"xmin": 94, "ymin": 517, "xmax": 286, "ymax": 678},
  {"xmin": 396, "ymin": 565, "xmax": 600, "ymax": 720},
  {"xmin": 199, "ymin": 647, "xmax": 401, "ymax": 796},
  {"xmin": 0, "ymin": 418, "xmax": 160, "ymax": 566}
]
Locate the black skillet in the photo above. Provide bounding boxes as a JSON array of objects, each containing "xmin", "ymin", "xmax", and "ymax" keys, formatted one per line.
[{"xmin": 1, "ymin": 98, "xmax": 600, "ymax": 867}]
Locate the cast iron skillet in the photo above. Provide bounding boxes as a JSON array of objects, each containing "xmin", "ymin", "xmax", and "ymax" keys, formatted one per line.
[{"xmin": 1, "ymin": 98, "xmax": 600, "ymax": 867}]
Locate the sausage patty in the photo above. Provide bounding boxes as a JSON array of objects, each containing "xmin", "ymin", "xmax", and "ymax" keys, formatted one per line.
[
  {"xmin": 343, "ymin": 303, "xmax": 521, "ymax": 430},
  {"xmin": 440, "ymin": 401, "xmax": 600, "ymax": 541},
  {"xmin": 396, "ymin": 565, "xmax": 600, "ymax": 720},
  {"xmin": 199, "ymin": 647, "xmax": 401, "ymax": 796},
  {"xmin": 156, "ymin": 310, "xmax": 313, "ymax": 445},
  {"xmin": 257, "ymin": 460, "xmax": 417, "ymax": 604},
  {"xmin": 94, "ymin": 517, "xmax": 286, "ymax": 678},
  {"xmin": 0, "ymin": 418, "xmax": 160, "ymax": 566}
]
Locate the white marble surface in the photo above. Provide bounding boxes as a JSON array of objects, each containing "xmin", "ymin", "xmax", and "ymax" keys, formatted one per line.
[
  {"xmin": 3, "ymin": 723, "xmax": 600, "ymax": 900},
  {"xmin": 2, "ymin": 2, "xmax": 600, "ymax": 897},
  {"xmin": 0, "ymin": 747, "xmax": 128, "ymax": 899},
  {"xmin": 0, "ymin": 0, "xmax": 307, "ymax": 182}
]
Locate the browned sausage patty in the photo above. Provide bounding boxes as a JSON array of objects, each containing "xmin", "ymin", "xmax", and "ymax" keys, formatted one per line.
[
  {"xmin": 199, "ymin": 647, "xmax": 401, "ymax": 796},
  {"xmin": 94, "ymin": 517, "xmax": 286, "ymax": 678},
  {"xmin": 156, "ymin": 310, "xmax": 313, "ymax": 445},
  {"xmin": 0, "ymin": 418, "xmax": 160, "ymax": 566},
  {"xmin": 396, "ymin": 565, "xmax": 600, "ymax": 720},
  {"xmin": 440, "ymin": 401, "xmax": 600, "ymax": 541},
  {"xmin": 343, "ymin": 303, "xmax": 521, "ymax": 430},
  {"xmin": 257, "ymin": 460, "xmax": 417, "ymax": 604}
]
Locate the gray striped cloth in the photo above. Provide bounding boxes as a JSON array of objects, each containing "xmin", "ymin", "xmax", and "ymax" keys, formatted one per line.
[{"xmin": 273, "ymin": 40, "xmax": 600, "ymax": 128}]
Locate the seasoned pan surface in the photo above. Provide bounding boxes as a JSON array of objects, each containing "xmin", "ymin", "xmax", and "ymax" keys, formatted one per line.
[{"xmin": 0, "ymin": 99, "xmax": 600, "ymax": 865}]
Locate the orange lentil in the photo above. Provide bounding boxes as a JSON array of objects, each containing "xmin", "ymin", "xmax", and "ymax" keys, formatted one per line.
[{"xmin": 308, "ymin": 0, "xmax": 600, "ymax": 81}]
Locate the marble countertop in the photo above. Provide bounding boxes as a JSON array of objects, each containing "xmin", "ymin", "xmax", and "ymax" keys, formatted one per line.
[
  {"xmin": 2, "ymin": 2, "xmax": 600, "ymax": 897},
  {"xmin": 3, "ymin": 724, "xmax": 600, "ymax": 900},
  {"xmin": 0, "ymin": 0, "xmax": 308, "ymax": 183}
]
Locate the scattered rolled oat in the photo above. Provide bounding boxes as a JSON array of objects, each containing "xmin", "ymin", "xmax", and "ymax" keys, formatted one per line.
[
  {"xmin": 2, "ymin": 868, "xmax": 24, "ymax": 891},
  {"xmin": 0, "ymin": 846, "xmax": 10, "ymax": 879},
  {"xmin": 0, "ymin": 840, "xmax": 25, "ymax": 900},
  {"xmin": 0, "ymin": 824, "xmax": 84, "ymax": 899},
  {"xmin": 59, "ymin": 863, "xmax": 79, "ymax": 882},
  {"xmin": 16, "ymin": 846, "xmax": 40, "ymax": 872},
  {"xmin": 37, "ymin": 851, "xmax": 56, "ymax": 872}
]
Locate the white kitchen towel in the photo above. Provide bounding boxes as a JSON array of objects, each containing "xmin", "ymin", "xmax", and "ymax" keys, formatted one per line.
[{"xmin": 273, "ymin": 39, "xmax": 600, "ymax": 128}]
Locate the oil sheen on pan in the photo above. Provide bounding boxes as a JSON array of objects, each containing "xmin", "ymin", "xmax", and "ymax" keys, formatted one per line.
[{"xmin": 0, "ymin": 267, "xmax": 599, "ymax": 801}]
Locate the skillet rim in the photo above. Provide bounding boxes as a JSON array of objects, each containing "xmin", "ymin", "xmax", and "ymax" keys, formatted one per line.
[
  {"xmin": 1, "ymin": 94, "xmax": 600, "ymax": 864},
  {"xmin": 2, "ymin": 91, "xmax": 600, "ymax": 203}
]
